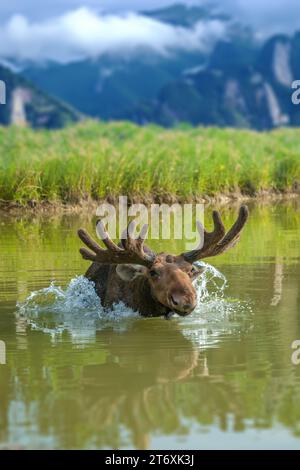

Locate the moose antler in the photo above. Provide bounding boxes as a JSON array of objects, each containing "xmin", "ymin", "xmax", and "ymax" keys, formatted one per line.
[
  {"xmin": 181, "ymin": 205, "xmax": 249, "ymax": 263},
  {"xmin": 78, "ymin": 221, "xmax": 156, "ymax": 268}
]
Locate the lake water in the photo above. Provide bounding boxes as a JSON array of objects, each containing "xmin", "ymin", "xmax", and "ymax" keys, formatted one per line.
[{"xmin": 0, "ymin": 201, "xmax": 299, "ymax": 450}]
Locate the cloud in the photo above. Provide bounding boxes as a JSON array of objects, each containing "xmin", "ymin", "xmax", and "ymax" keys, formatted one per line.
[
  {"xmin": 223, "ymin": 0, "xmax": 300, "ymax": 37},
  {"xmin": 0, "ymin": 7, "xmax": 227, "ymax": 63},
  {"xmin": 0, "ymin": 1, "xmax": 201, "ymax": 21},
  {"xmin": 0, "ymin": 1, "xmax": 299, "ymax": 35}
]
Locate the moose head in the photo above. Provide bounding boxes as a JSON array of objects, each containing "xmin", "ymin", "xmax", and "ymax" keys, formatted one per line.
[{"xmin": 78, "ymin": 205, "xmax": 249, "ymax": 317}]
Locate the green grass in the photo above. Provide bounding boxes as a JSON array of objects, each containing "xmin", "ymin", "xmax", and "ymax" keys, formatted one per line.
[{"xmin": 0, "ymin": 120, "xmax": 300, "ymax": 204}]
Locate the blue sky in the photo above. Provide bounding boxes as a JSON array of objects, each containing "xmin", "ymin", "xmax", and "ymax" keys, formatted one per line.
[
  {"xmin": 0, "ymin": 0, "xmax": 297, "ymax": 25},
  {"xmin": 0, "ymin": 2, "xmax": 194, "ymax": 20}
]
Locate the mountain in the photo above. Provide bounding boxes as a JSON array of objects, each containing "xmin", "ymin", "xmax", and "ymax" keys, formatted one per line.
[
  {"xmin": 142, "ymin": 3, "xmax": 230, "ymax": 26},
  {"xmin": 8, "ymin": 3, "xmax": 300, "ymax": 130},
  {"xmin": 23, "ymin": 51, "xmax": 205, "ymax": 121},
  {"xmin": 127, "ymin": 33, "xmax": 300, "ymax": 129},
  {"xmin": 21, "ymin": 4, "xmax": 229, "ymax": 121},
  {"xmin": 0, "ymin": 64, "xmax": 81, "ymax": 128}
]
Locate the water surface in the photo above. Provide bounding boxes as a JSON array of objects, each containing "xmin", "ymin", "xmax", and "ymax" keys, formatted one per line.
[{"xmin": 0, "ymin": 201, "xmax": 300, "ymax": 449}]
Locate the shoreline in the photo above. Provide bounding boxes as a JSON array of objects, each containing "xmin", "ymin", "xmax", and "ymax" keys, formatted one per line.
[{"xmin": 0, "ymin": 190, "xmax": 300, "ymax": 216}]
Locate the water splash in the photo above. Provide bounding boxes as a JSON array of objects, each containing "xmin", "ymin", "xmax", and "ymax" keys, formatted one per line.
[
  {"xmin": 16, "ymin": 264, "xmax": 251, "ymax": 347},
  {"xmin": 194, "ymin": 261, "xmax": 227, "ymax": 301},
  {"xmin": 17, "ymin": 276, "xmax": 139, "ymax": 342},
  {"xmin": 179, "ymin": 261, "xmax": 251, "ymax": 349}
]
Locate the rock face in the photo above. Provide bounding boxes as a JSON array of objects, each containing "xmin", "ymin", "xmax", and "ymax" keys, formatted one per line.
[
  {"xmin": 127, "ymin": 33, "xmax": 300, "ymax": 130},
  {"xmin": 273, "ymin": 41, "xmax": 293, "ymax": 87},
  {"xmin": 0, "ymin": 64, "xmax": 81, "ymax": 129}
]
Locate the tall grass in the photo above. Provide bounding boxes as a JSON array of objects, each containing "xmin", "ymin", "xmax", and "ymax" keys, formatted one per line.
[{"xmin": 0, "ymin": 120, "xmax": 300, "ymax": 204}]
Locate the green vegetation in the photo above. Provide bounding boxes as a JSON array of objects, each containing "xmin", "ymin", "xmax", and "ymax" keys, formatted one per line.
[{"xmin": 0, "ymin": 120, "xmax": 300, "ymax": 205}]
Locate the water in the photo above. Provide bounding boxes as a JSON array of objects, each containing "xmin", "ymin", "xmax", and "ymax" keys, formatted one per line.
[{"xmin": 0, "ymin": 201, "xmax": 300, "ymax": 449}]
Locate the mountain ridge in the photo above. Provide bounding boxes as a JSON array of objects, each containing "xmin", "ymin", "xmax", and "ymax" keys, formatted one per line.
[{"xmin": 0, "ymin": 64, "xmax": 81, "ymax": 128}]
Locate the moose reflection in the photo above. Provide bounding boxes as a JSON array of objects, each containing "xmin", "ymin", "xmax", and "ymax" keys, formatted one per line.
[
  {"xmin": 1, "ymin": 295, "xmax": 300, "ymax": 449},
  {"xmin": 0, "ymin": 317, "xmax": 244, "ymax": 449}
]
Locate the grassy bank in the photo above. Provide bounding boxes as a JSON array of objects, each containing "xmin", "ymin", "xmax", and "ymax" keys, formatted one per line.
[{"xmin": 0, "ymin": 121, "xmax": 300, "ymax": 205}]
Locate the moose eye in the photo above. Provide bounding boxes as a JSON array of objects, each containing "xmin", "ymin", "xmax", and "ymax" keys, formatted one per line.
[{"xmin": 149, "ymin": 269, "xmax": 159, "ymax": 278}]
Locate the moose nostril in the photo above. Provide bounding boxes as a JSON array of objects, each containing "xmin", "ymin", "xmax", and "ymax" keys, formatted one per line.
[
  {"xmin": 184, "ymin": 303, "xmax": 193, "ymax": 311},
  {"xmin": 170, "ymin": 295, "xmax": 179, "ymax": 306}
]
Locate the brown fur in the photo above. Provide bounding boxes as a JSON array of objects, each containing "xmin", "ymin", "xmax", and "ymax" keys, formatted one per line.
[{"xmin": 85, "ymin": 253, "xmax": 203, "ymax": 318}]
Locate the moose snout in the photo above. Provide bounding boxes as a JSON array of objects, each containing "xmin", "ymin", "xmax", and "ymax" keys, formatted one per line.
[{"xmin": 169, "ymin": 293, "xmax": 196, "ymax": 314}]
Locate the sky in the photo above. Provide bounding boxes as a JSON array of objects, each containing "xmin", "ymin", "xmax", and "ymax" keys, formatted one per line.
[
  {"xmin": 0, "ymin": 1, "xmax": 298, "ymax": 63},
  {"xmin": 1, "ymin": 1, "xmax": 196, "ymax": 20},
  {"xmin": 0, "ymin": 0, "xmax": 297, "ymax": 24}
]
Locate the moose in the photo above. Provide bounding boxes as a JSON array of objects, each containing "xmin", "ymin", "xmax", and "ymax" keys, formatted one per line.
[{"xmin": 78, "ymin": 205, "xmax": 249, "ymax": 318}]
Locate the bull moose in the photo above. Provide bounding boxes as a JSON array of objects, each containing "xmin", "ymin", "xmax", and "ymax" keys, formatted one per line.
[{"xmin": 78, "ymin": 205, "xmax": 249, "ymax": 318}]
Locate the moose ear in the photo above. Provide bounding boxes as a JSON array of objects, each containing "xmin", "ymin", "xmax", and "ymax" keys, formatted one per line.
[
  {"xmin": 191, "ymin": 265, "xmax": 206, "ymax": 281},
  {"xmin": 116, "ymin": 264, "xmax": 147, "ymax": 282}
]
